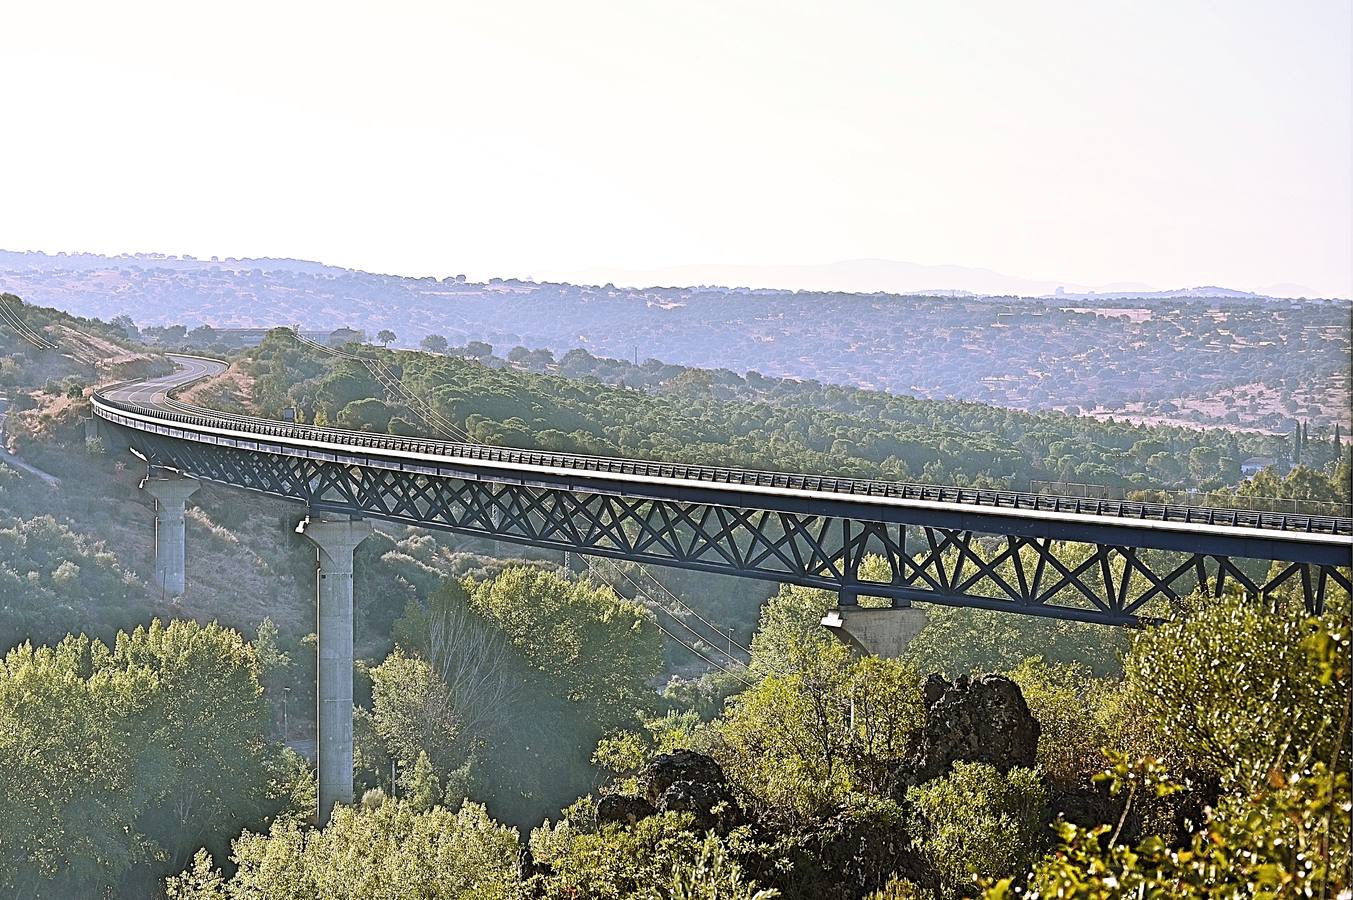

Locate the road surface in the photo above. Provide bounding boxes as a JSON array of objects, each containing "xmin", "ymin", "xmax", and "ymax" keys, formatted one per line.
[{"xmin": 102, "ymin": 355, "xmax": 227, "ymax": 405}]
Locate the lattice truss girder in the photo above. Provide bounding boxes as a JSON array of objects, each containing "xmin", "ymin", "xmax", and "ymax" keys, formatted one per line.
[{"xmin": 133, "ymin": 437, "xmax": 1351, "ymax": 626}]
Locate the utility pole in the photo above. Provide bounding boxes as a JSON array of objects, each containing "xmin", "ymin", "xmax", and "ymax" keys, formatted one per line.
[{"xmin": 281, "ymin": 686, "xmax": 290, "ymax": 742}]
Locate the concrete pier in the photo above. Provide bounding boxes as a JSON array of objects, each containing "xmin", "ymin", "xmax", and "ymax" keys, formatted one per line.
[
  {"xmin": 297, "ymin": 513, "xmax": 372, "ymax": 825},
  {"xmin": 821, "ymin": 602, "xmax": 929, "ymax": 658},
  {"xmin": 140, "ymin": 472, "xmax": 200, "ymax": 596}
]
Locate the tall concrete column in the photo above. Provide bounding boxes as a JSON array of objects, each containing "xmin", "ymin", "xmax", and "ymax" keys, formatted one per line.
[
  {"xmin": 140, "ymin": 472, "xmax": 200, "ymax": 596},
  {"xmin": 297, "ymin": 513, "xmax": 373, "ymax": 825}
]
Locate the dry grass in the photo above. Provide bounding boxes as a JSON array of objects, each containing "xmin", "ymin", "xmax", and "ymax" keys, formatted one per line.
[{"xmin": 179, "ymin": 365, "xmax": 257, "ymax": 413}]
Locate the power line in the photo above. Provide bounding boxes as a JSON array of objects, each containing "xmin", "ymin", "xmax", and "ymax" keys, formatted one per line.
[
  {"xmin": 649, "ymin": 617, "xmax": 754, "ymax": 689},
  {"xmin": 0, "ymin": 296, "xmax": 58, "ymax": 350},
  {"xmin": 288, "ymin": 327, "xmax": 475, "ymax": 443},
  {"xmin": 300, "ymin": 331, "xmax": 473, "ymax": 442},
  {"xmin": 589, "ymin": 556, "xmax": 753, "ymax": 677},
  {"xmin": 632, "ymin": 563, "xmax": 755, "ymax": 657},
  {"xmin": 600, "ymin": 559, "xmax": 749, "ymax": 666}
]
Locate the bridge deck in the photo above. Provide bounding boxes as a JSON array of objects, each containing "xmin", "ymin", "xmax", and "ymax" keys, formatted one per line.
[{"xmin": 92, "ymin": 356, "xmax": 1352, "ymax": 569}]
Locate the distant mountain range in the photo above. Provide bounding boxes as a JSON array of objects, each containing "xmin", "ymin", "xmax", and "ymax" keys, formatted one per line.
[
  {"xmin": 0, "ymin": 248, "xmax": 1347, "ymax": 432},
  {"xmin": 0, "ymin": 250, "xmax": 1332, "ymax": 300},
  {"xmin": 545, "ymin": 258, "xmax": 1327, "ymax": 300},
  {"xmin": 0, "ymin": 250, "xmax": 349, "ymax": 277}
]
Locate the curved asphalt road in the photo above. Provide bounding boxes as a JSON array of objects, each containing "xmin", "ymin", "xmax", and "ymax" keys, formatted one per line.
[{"xmin": 103, "ymin": 355, "xmax": 226, "ymax": 406}]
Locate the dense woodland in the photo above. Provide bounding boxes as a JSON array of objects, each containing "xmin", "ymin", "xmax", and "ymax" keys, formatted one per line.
[
  {"xmin": 237, "ymin": 330, "xmax": 1348, "ymax": 499},
  {"xmin": 0, "ymin": 295, "xmax": 1349, "ymax": 898}
]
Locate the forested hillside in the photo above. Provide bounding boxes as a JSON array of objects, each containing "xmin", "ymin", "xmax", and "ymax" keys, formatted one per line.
[
  {"xmin": 2, "ymin": 251, "xmax": 1347, "ymax": 431},
  {"xmin": 236, "ymin": 330, "xmax": 1348, "ymax": 496}
]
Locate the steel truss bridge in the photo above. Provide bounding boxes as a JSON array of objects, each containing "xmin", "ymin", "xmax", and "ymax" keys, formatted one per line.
[{"xmin": 93, "ymin": 357, "xmax": 1352, "ymax": 628}]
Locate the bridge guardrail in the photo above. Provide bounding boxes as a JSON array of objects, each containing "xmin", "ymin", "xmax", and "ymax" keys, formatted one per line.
[
  {"xmin": 91, "ymin": 390, "xmax": 1353, "ymax": 538},
  {"xmin": 1030, "ymin": 478, "xmax": 1351, "ymax": 519}
]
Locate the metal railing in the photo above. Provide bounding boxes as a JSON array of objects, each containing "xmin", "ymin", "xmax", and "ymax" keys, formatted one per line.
[
  {"xmin": 1031, "ymin": 479, "xmax": 1352, "ymax": 519},
  {"xmin": 92, "ymin": 389, "xmax": 1353, "ymax": 537}
]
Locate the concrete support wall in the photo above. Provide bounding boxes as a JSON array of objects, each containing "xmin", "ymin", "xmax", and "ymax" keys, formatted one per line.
[
  {"xmin": 821, "ymin": 603, "xmax": 929, "ymax": 658},
  {"xmin": 297, "ymin": 513, "xmax": 373, "ymax": 826},
  {"xmin": 140, "ymin": 473, "xmax": 200, "ymax": 597}
]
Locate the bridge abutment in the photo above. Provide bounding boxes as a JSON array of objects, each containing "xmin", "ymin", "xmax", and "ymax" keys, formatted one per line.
[
  {"xmin": 140, "ymin": 471, "xmax": 200, "ymax": 596},
  {"xmin": 297, "ymin": 513, "xmax": 372, "ymax": 826}
]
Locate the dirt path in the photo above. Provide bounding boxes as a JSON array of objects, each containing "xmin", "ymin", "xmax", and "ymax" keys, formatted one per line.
[{"xmin": 0, "ymin": 397, "xmax": 61, "ymax": 486}]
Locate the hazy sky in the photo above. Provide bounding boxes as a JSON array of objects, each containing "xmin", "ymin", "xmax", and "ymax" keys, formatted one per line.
[{"xmin": 2, "ymin": 1, "xmax": 1350, "ymax": 295}]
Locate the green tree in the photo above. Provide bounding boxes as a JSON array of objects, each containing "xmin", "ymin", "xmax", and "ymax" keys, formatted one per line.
[
  {"xmin": 987, "ymin": 594, "xmax": 1351, "ymax": 898},
  {"xmin": 377, "ymin": 329, "xmax": 396, "ymax": 347},
  {"xmin": 0, "ymin": 635, "xmax": 147, "ymax": 896},
  {"xmin": 408, "ymin": 751, "xmax": 442, "ymax": 812},
  {"xmin": 391, "ymin": 578, "xmax": 522, "ymax": 746},
  {"xmin": 168, "ymin": 800, "xmax": 525, "ymax": 900},
  {"xmin": 368, "ymin": 649, "xmax": 461, "ymax": 784},
  {"xmin": 906, "ymin": 762, "xmax": 1048, "ymax": 896},
  {"xmin": 337, "ymin": 397, "xmax": 394, "ymax": 431},
  {"xmin": 990, "ymin": 758, "xmax": 1350, "ymax": 899},
  {"xmin": 747, "ymin": 583, "xmax": 834, "ymax": 676},
  {"xmin": 1122, "ymin": 594, "xmax": 1348, "ymax": 792},
  {"xmin": 1005, "ymin": 657, "xmax": 1109, "ymax": 785},
  {"xmin": 0, "ymin": 620, "xmax": 275, "ymax": 896},
  {"xmin": 254, "ymin": 617, "xmax": 292, "ymax": 735},
  {"xmin": 420, "ymin": 333, "xmax": 449, "ymax": 354},
  {"xmin": 904, "ymin": 602, "xmax": 1125, "ymax": 678},
  {"xmin": 716, "ymin": 640, "xmax": 922, "ymax": 823},
  {"xmin": 529, "ymin": 812, "xmax": 775, "ymax": 900},
  {"xmin": 467, "ymin": 567, "xmax": 662, "ymax": 729},
  {"xmin": 378, "ymin": 570, "xmax": 664, "ymax": 825},
  {"xmin": 110, "ymin": 619, "xmax": 273, "ymax": 870}
]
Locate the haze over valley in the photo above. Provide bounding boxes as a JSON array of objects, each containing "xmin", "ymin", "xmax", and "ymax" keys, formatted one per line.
[{"xmin": 2, "ymin": 249, "xmax": 1347, "ymax": 435}]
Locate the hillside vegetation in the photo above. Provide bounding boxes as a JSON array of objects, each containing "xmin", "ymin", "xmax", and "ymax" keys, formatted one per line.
[
  {"xmin": 1, "ymin": 252, "xmax": 1347, "ymax": 430},
  {"xmin": 236, "ymin": 330, "xmax": 1348, "ymax": 496},
  {"xmin": 0, "ymin": 292, "xmax": 164, "ymax": 394},
  {"xmin": 4, "ymin": 584, "xmax": 1345, "ymax": 899}
]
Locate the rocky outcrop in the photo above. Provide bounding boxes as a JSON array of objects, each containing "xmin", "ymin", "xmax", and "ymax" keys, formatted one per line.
[
  {"xmin": 799, "ymin": 802, "xmax": 930, "ymax": 899},
  {"xmin": 643, "ymin": 750, "xmax": 743, "ymax": 833},
  {"xmin": 894, "ymin": 673, "xmax": 1040, "ymax": 792},
  {"xmin": 596, "ymin": 793, "xmax": 657, "ymax": 827},
  {"xmin": 642, "ymin": 750, "xmax": 723, "ymax": 800},
  {"xmin": 595, "ymin": 750, "xmax": 743, "ymax": 833}
]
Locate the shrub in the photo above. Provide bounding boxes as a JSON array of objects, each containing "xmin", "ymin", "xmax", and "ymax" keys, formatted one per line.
[{"xmin": 906, "ymin": 762, "xmax": 1048, "ymax": 895}]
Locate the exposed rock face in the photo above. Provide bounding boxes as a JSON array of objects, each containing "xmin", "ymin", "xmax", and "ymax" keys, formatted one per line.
[
  {"xmin": 895, "ymin": 673, "xmax": 1040, "ymax": 791},
  {"xmin": 641, "ymin": 749, "xmax": 728, "ymax": 801},
  {"xmin": 595, "ymin": 750, "xmax": 744, "ymax": 832},
  {"xmin": 642, "ymin": 750, "xmax": 743, "ymax": 833},
  {"xmin": 596, "ymin": 793, "xmax": 657, "ymax": 827},
  {"xmin": 1050, "ymin": 767, "xmax": 1220, "ymax": 850},
  {"xmin": 801, "ymin": 803, "xmax": 930, "ymax": 899}
]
